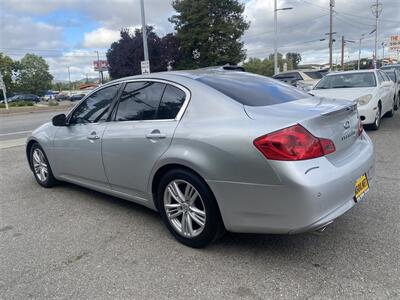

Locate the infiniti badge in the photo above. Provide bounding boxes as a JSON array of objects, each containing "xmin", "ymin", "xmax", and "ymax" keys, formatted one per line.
[{"xmin": 343, "ymin": 120, "xmax": 350, "ymax": 129}]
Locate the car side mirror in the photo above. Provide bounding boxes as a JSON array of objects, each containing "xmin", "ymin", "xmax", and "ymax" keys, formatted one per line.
[{"xmin": 52, "ymin": 114, "xmax": 67, "ymax": 126}]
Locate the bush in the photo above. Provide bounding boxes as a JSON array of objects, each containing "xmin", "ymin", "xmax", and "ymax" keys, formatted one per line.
[
  {"xmin": 7, "ymin": 101, "xmax": 34, "ymax": 107},
  {"xmin": 0, "ymin": 103, "xmax": 5, "ymax": 108}
]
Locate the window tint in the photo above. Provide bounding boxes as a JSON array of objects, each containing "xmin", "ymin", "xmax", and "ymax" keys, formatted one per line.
[
  {"xmin": 197, "ymin": 73, "xmax": 309, "ymax": 106},
  {"xmin": 314, "ymin": 73, "xmax": 376, "ymax": 89},
  {"xmin": 157, "ymin": 85, "xmax": 186, "ymax": 119},
  {"xmin": 380, "ymin": 71, "xmax": 390, "ymax": 81},
  {"xmin": 304, "ymin": 71, "xmax": 323, "ymax": 79},
  {"xmin": 116, "ymin": 82, "xmax": 165, "ymax": 121},
  {"xmin": 383, "ymin": 70, "xmax": 395, "ymax": 81},
  {"xmin": 70, "ymin": 84, "xmax": 120, "ymax": 124},
  {"xmin": 376, "ymin": 71, "xmax": 384, "ymax": 84}
]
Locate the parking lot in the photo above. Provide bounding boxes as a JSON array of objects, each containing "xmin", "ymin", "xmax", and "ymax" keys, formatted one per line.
[{"xmin": 0, "ymin": 111, "xmax": 399, "ymax": 299}]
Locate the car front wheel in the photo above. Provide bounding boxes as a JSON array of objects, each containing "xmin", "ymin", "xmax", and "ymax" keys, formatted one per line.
[
  {"xmin": 157, "ymin": 169, "xmax": 224, "ymax": 248},
  {"xmin": 30, "ymin": 143, "xmax": 58, "ymax": 187}
]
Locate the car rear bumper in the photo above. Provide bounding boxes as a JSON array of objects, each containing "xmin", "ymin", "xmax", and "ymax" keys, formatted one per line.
[{"xmin": 207, "ymin": 132, "xmax": 374, "ymax": 234}]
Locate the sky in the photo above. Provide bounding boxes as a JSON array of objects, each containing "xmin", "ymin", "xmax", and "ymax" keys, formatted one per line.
[{"xmin": 0, "ymin": 0, "xmax": 399, "ymax": 82}]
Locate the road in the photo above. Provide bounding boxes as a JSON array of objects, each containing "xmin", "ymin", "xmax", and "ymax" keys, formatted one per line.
[
  {"xmin": 0, "ymin": 113, "xmax": 399, "ymax": 299},
  {"xmin": 0, "ymin": 111, "xmax": 66, "ymax": 142}
]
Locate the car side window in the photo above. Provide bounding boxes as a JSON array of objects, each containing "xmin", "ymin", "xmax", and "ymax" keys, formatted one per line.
[
  {"xmin": 70, "ymin": 84, "xmax": 120, "ymax": 124},
  {"xmin": 381, "ymin": 72, "xmax": 390, "ymax": 82},
  {"xmin": 156, "ymin": 85, "xmax": 186, "ymax": 119},
  {"xmin": 376, "ymin": 72, "xmax": 384, "ymax": 84},
  {"xmin": 115, "ymin": 81, "xmax": 166, "ymax": 121}
]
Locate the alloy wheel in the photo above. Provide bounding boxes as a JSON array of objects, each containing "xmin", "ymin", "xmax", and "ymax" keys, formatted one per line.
[
  {"xmin": 163, "ymin": 180, "xmax": 206, "ymax": 238},
  {"xmin": 32, "ymin": 148, "xmax": 48, "ymax": 182}
]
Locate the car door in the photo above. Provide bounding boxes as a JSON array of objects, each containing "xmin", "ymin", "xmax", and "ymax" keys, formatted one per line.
[
  {"xmin": 376, "ymin": 71, "xmax": 390, "ymax": 112},
  {"xmin": 102, "ymin": 80, "xmax": 189, "ymax": 201},
  {"xmin": 52, "ymin": 83, "xmax": 121, "ymax": 188}
]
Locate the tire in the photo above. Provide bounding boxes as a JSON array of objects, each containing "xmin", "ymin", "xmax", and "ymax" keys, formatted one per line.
[
  {"xmin": 369, "ymin": 105, "xmax": 381, "ymax": 130},
  {"xmin": 30, "ymin": 143, "xmax": 58, "ymax": 188},
  {"xmin": 386, "ymin": 99, "xmax": 395, "ymax": 118},
  {"xmin": 157, "ymin": 168, "xmax": 225, "ymax": 248}
]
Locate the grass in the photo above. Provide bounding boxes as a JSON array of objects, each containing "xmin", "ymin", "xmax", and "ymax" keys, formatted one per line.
[
  {"xmin": 48, "ymin": 100, "xmax": 59, "ymax": 106},
  {"xmin": 0, "ymin": 100, "xmax": 34, "ymax": 108}
]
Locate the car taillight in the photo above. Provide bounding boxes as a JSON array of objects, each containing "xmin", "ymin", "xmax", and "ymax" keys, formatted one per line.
[{"xmin": 253, "ymin": 124, "xmax": 336, "ymax": 161}]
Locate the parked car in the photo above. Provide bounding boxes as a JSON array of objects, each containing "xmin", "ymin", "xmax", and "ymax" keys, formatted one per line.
[
  {"xmin": 26, "ymin": 70, "xmax": 374, "ymax": 247},
  {"xmin": 273, "ymin": 69, "xmax": 324, "ymax": 91},
  {"xmin": 311, "ymin": 69, "xmax": 396, "ymax": 130},
  {"xmin": 69, "ymin": 94, "xmax": 85, "ymax": 101},
  {"xmin": 381, "ymin": 63, "xmax": 400, "ymax": 72},
  {"xmin": 4, "ymin": 94, "xmax": 40, "ymax": 103},
  {"xmin": 381, "ymin": 68, "xmax": 400, "ymax": 110},
  {"xmin": 55, "ymin": 93, "xmax": 70, "ymax": 101}
]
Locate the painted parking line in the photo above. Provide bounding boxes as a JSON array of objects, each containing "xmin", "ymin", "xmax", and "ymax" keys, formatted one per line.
[{"xmin": 0, "ymin": 130, "xmax": 32, "ymax": 137}]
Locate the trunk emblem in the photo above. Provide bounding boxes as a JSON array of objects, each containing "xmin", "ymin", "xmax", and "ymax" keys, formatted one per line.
[{"xmin": 343, "ymin": 121, "xmax": 350, "ymax": 129}]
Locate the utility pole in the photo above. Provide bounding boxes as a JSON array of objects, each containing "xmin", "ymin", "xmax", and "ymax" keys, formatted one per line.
[
  {"xmin": 94, "ymin": 50, "xmax": 103, "ymax": 84},
  {"xmin": 67, "ymin": 66, "xmax": 71, "ymax": 91},
  {"xmin": 329, "ymin": 0, "xmax": 335, "ymax": 70},
  {"xmin": 358, "ymin": 35, "xmax": 364, "ymax": 70},
  {"xmin": 341, "ymin": 36, "xmax": 345, "ymax": 71},
  {"xmin": 381, "ymin": 42, "xmax": 386, "ymax": 65},
  {"xmin": 140, "ymin": 0, "xmax": 149, "ymax": 62},
  {"xmin": 371, "ymin": 0, "xmax": 383, "ymax": 68},
  {"xmin": 273, "ymin": 1, "xmax": 293, "ymax": 75},
  {"xmin": 274, "ymin": 0, "xmax": 278, "ymax": 75}
]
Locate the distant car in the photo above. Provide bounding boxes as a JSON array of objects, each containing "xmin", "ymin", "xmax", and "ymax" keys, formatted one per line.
[
  {"xmin": 381, "ymin": 63, "xmax": 400, "ymax": 72},
  {"xmin": 311, "ymin": 69, "xmax": 396, "ymax": 130},
  {"xmin": 55, "ymin": 93, "xmax": 70, "ymax": 101},
  {"xmin": 5, "ymin": 94, "xmax": 40, "ymax": 103},
  {"xmin": 273, "ymin": 70, "xmax": 324, "ymax": 91},
  {"xmin": 69, "ymin": 94, "xmax": 85, "ymax": 101},
  {"xmin": 381, "ymin": 68, "xmax": 400, "ymax": 110}
]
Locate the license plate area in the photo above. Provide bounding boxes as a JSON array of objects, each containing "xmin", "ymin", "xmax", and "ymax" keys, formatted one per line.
[{"xmin": 354, "ymin": 174, "xmax": 369, "ymax": 202}]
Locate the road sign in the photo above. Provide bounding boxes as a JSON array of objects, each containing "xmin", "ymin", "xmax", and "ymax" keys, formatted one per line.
[
  {"xmin": 93, "ymin": 60, "xmax": 109, "ymax": 72},
  {"xmin": 141, "ymin": 60, "xmax": 150, "ymax": 74},
  {"xmin": 389, "ymin": 35, "xmax": 400, "ymax": 51},
  {"xmin": 0, "ymin": 73, "xmax": 9, "ymax": 109}
]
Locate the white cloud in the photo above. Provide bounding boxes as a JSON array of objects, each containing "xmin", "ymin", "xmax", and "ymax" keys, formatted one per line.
[{"xmin": 83, "ymin": 27, "xmax": 120, "ymax": 48}]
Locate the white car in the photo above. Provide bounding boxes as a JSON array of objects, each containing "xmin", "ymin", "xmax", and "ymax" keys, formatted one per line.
[{"xmin": 311, "ymin": 69, "xmax": 396, "ymax": 130}]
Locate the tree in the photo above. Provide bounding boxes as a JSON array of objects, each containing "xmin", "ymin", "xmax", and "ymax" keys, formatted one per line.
[
  {"xmin": 242, "ymin": 57, "xmax": 274, "ymax": 76},
  {"xmin": 16, "ymin": 54, "xmax": 53, "ymax": 95},
  {"xmin": 0, "ymin": 53, "xmax": 18, "ymax": 97},
  {"xmin": 107, "ymin": 27, "xmax": 180, "ymax": 79},
  {"xmin": 286, "ymin": 52, "xmax": 302, "ymax": 69},
  {"xmin": 170, "ymin": 0, "xmax": 250, "ymax": 69}
]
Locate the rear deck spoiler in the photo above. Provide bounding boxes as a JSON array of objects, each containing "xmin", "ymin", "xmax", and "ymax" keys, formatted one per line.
[{"xmin": 320, "ymin": 103, "xmax": 357, "ymax": 116}]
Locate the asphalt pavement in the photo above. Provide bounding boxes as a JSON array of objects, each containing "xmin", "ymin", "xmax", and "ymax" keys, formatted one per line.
[{"xmin": 0, "ymin": 113, "xmax": 399, "ymax": 299}]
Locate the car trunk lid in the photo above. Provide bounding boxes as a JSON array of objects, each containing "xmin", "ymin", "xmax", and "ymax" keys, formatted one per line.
[{"xmin": 244, "ymin": 97, "xmax": 360, "ymax": 153}]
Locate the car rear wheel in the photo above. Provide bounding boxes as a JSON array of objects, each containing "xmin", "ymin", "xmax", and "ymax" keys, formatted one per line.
[
  {"xmin": 157, "ymin": 169, "xmax": 224, "ymax": 248},
  {"xmin": 30, "ymin": 143, "xmax": 58, "ymax": 187},
  {"xmin": 386, "ymin": 99, "xmax": 395, "ymax": 118}
]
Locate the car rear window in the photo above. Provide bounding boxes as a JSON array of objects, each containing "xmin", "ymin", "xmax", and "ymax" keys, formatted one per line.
[
  {"xmin": 304, "ymin": 71, "xmax": 323, "ymax": 79},
  {"xmin": 196, "ymin": 73, "xmax": 309, "ymax": 106}
]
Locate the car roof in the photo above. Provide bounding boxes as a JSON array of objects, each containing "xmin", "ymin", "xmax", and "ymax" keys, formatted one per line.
[{"xmin": 325, "ymin": 69, "xmax": 376, "ymax": 76}]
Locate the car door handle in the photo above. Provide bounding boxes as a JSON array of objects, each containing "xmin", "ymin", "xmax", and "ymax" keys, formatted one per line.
[
  {"xmin": 87, "ymin": 131, "xmax": 100, "ymax": 140},
  {"xmin": 146, "ymin": 130, "xmax": 166, "ymax": 140}
]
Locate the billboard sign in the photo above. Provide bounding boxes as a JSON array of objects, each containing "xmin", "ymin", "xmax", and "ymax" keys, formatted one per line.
[
  {"xmin": 93, "ymin": 60, "xmax": 109, "ymax": 72},
  {"xmin": 389, "ymin": 35, "xmax": 400, "ymax": 51}
]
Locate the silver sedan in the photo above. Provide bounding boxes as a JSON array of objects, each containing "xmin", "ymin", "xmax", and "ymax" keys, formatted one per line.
[{"xmin": 26, "ymin": 69, "xmax": 374, "ymax": 247}]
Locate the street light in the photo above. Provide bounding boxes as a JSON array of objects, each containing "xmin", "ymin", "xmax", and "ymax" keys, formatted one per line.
[
  {"xmin": 274, "ymin": 0, "xmax": 293, "ymax": 75},
  {"xmin": 357, "ymin": 28, "xmax": 376, "ymax": 70}
]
